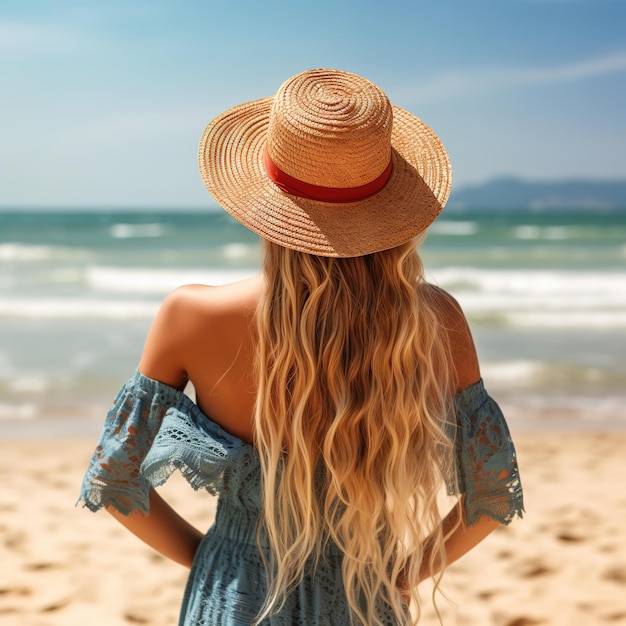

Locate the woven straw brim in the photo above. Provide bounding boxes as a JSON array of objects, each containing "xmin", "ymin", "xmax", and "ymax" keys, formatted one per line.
[{"xmin": 199, "ymin": 98, "xmax": 452, "ymax": 257}]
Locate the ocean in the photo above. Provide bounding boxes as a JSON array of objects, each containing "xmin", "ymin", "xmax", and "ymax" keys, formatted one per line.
[{"xmin": 1, "ymin": 208, "xmax": 625, "ymax": 437}]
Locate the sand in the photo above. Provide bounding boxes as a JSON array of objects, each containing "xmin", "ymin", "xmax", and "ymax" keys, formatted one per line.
[{"xmin": 1, "ymin": 429, "xmax": 625, "ymax": 626}]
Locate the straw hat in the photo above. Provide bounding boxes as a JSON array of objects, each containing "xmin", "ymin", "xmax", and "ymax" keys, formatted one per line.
[{"xmin": 198, "ymin": 68, "xmax": 451, "ymax": 257}]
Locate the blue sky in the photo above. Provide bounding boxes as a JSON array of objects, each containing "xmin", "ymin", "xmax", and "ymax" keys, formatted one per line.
[{"xmin": 1, "ymin": 0, "xmax": 625, "ymax": 208}]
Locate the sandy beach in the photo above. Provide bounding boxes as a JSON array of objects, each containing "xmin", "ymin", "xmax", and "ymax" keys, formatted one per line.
[{"xmin": 1, "ymin": 426, "xmax": 626, "ymax": 626}]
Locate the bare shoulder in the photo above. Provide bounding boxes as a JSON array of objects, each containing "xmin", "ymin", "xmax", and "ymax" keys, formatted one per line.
[
  {"xmin": 138, "ymin": 275, "xmax": 263, "ymax": 387},
  {"xmin": 161, "ymin": 275, "xmax": 263, "ymax": 315},
  {"xmin": 150, "ymin": 276, "xmax": 261, "ymax": 343},
  {"xmin": 422, "ymin": 283, "xmax": 481, "ymax": 392}
]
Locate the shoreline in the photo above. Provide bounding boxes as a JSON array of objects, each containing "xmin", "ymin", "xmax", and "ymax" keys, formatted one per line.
[
  {"xmin": 2, "ymin": 399, "xmax": 626, "ymax": 441},
  {"xmin": 1, "ymin": 431, "xmax": 626, "ymax": 625}
]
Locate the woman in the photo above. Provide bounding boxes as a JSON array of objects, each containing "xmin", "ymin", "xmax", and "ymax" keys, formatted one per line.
[{"xmin": 79, "ymin": 68, "xmax": 523, "ymax": 625}]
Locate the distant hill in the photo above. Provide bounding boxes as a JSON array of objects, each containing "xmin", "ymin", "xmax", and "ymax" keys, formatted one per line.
[{"xmin": 447, "ymin": 178, "xmax": 626, "ymax": 211}]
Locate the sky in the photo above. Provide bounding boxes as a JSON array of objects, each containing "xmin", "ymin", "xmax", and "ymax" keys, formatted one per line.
[{"xmin": 1, "ymin": 0, "xmax": 625, "ymax": 208}]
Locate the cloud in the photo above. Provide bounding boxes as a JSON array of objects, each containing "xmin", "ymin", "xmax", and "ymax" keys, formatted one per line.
[
  {"xmin": 529, "ymin": 51, "xmax": 626, "ymax": 81},
  {"xmin": 394, "ymin": 51, "xmax": 626, "ymax": 104}
]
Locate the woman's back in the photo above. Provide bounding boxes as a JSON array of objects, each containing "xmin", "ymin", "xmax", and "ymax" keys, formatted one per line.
[
  {"xmin": 138, "ymin": 276, "xmax": 262, "ymax": 443},
  {"xmin": 138, "ymin": 275, "xmax": 479, "ymax": 448}
]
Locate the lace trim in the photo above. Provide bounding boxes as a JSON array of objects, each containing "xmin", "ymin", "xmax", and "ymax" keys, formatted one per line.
[
  {"xmin": 78, "ymin": 371, "xmax": 524, "ymax": 526},
  {"xmin": 77, "ymin": 373, "xmax": 180, "ymax": 514},
  {"xmin": 142, "ymin": 405, "xmax": 261, "ymax": 510},
  {"xmin": 453, "ymin": 380, "xmax": 524, "ymax": 525}
]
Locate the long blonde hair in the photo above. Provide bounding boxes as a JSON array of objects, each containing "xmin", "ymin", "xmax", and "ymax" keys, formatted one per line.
[{"xmin": 253, "ymin": 238, "xmax": 459, "ymax": 625}]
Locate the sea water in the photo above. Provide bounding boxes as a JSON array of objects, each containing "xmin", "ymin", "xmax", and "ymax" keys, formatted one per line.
[{"xmin": 1, "ymin": 207, "xmax": 625, "ymax": 436}]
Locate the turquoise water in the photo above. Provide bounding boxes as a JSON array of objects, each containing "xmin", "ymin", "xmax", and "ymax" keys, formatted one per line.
[{"xmin": 1, "ymin": 208, "xmax": 625, "ymax": 435}]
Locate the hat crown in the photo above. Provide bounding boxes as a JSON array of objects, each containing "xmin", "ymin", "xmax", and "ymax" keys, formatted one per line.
[{"xmin": 266, "ymin": 69, "xmax": 393, "ymax": 189}]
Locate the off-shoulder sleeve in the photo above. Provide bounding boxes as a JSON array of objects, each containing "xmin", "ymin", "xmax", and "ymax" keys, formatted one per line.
[
  {"xmin": 451, "ymin": 380, "xmax": 524, "ymax": 526},
  {"xmin": 77, "ymin": 370, "xmax": 184, "ymax": 516}
]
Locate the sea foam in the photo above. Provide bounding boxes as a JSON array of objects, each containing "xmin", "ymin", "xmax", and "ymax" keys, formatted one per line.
[
  {"xmin": 85, "ymin": 266, "xmax": 257, "ymax": 294},
  {"xmin": 110, "ymin": 223, "xmax": 166, "ymax": 238}
]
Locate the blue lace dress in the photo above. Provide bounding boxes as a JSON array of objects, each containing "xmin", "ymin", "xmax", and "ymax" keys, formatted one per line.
[{"xmin": 78, "ymin": 370, "xmax": 523, "ymax": 625}]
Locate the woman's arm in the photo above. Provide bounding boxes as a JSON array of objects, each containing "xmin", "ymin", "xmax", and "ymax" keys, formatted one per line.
[
  {"xmin": 107, "ymin": 288, "xmax": 208, "ymax": 567},
  {"xmin": 107, "ymin": 488, "xmax": 204, "ymax": 568},
  {"xmin": 397, "ymin": 502, "xmax": 499, "ymax": 600},
  {"xmin": 418, "ymin": 500, "xmax": 500, "ymax": 583},
  {"xmin": 406, "ymin": 287, "xmax": 502, "ymax": 589},
  {"xmin": 107, "ymin": 286, "xmax": 214, "ymax": 567}
]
